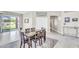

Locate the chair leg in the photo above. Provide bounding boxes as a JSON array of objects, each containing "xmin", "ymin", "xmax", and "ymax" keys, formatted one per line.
[
  {"xmin": 41, "ymin": 38, "xmax": 42, "ymax": 45},
  {"xmin": 23, "ymin": 43, "xmax": 25, "ymax": 48},
  {"xmin": 30, "ymin": 40, "xmax": 32, "ymax": 48},
  {"xmin": 20, "ymin": 40, "xmax": 22, "ymax": 48},
  {"xmin": 39, "ymin": 39, "xmax": 41, "ymax": 46},
  {"xmin": 44, "ymin": 36, "xmax": 46, "ymax": 42},
  {"xmin": 28, "ymin": 43, "xmax": 30, "ymax": 48},
  {"xmin": 34, "ymin": 39, "xmax": 37, "ymax": 48},
  {"xmin": 35, "ymin": 42, "xmax": 36, "ymax": 48}
]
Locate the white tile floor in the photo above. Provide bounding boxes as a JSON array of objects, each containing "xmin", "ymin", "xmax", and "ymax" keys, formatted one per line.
[
  {"xmin": 0, "ymin": 30, "xmax": 20, "ymax": 48},
  {"xmin": 21, "ymin": 31, "xmax": 79, "ymax": 48},
  {"xmin": 47, "ymin": 32, "xmax": 79, "ymax": 48},
  {"xmin": 0, "ymin": 30, "xmax": 79, "ymax": 48},
  {"xmin": 23, "ymin": 37, "xmax": 58, "ymax": 48}
]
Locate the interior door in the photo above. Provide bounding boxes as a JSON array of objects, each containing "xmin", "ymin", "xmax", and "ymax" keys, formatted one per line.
[{"xmin": 50, "ymin": 16, "xmax": 58, "ymax": 32}]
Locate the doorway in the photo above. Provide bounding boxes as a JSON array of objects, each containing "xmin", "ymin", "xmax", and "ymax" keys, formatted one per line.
[{"xmin": 50, "ymin": 16, "xmax": 58, "ymax": 32}]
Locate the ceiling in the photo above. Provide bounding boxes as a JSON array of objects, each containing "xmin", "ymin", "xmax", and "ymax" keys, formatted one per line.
[
  {"xmin": 11, "ymin": 11, "xmax": 34, "ymax": 14},
  {"xmin": 10, "ymin": 11, "xmax": 27, "ymax": 14},
  {"xmin": 64, "ymin": 11, "xmax": 77, "ymax": 13},
  {"xmin": 11, "ymin": 11, "xmax": 61, "ymax": 14},
  {"xmin": 4, "ymin": 11, "xmax": 78, "ymax": 15}
]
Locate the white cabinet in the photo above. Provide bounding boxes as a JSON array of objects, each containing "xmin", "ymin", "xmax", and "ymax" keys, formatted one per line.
[{"xmin": 63, "ymin": 27, "xmax": 77, "ymax": 37}]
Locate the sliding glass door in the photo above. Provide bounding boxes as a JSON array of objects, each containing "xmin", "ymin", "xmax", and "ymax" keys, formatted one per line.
[
  {"xmin": 8, "ymin": 16, "xmax": 16, "ymax": 31},
  {"xmin": 0, "ymin": 17, "xmax": 2, "ymax": 32},
  {"xmin": 0, "ymin": 16, "xmax": 17, "ymax": 32},
  {"xmin": 2, "ymin": 16, "xmax": 10, "ymax": 32}
]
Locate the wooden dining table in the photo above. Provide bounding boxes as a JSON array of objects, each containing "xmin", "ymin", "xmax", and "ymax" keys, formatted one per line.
[
  {"xmin": 25, "ymin": 32, "xmax": 36, "ymax": 37},
  {"xmin": 21, "ymin": 29, "xmax": 44, "ymax": 48}
]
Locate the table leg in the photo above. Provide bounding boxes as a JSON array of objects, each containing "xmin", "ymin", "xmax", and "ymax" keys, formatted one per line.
[
  {"xmin": 30, "ymin": 40, "xmax": 32, "ymax": 48},
  {"xmin": 23, "ymin": 43, "xmax": 25, "ymax": 48},
  {"xmin": 44, "ymin": 36, "xmax": 46, "ymax": 42},
  {"xmin": 20, "ymin": 40, "xmax": 22, "ymax": 48},
  {"xmin": 41, "ymin": 38, "xmax": 42, "ymax": 45},
  {"xmin": 39, "ymin": 39, "xmax": 41, "ymax": 46},
  {"xmin": 35, "ymin": 41, "xmax": 36, "ymax": 48},
  {"xmin": 35, "ymin": 34, "xmax": 37, "ymax": 48},
  {"xmin": 28, "ymin": 37, "xmax": 31, "ymax": 48}
]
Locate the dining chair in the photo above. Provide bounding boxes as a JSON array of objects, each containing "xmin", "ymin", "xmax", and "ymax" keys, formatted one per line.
[
  {"xmin": 25, "ymin": 28, "xmax": 33, "ymax": 48},
  {"xmin": 32, "ymin": 31, "xmax": 42, "ymax": 48},
  {"xmin": 25, "ymin": 28, "xmax": 35, "ymax": 48},
  {"xmin": 41, "ymin": 28, "xmax": 46, "ymax": 42},
  {"xmin": 20, "ymin": 32, "xmax": 29, "ymax": 48},
  {"xmin": 25, "ymin": 28, "xmax": 30, "ymax": 33},
  {"xmin": 31, "ymin": 28, "xmax": 35, "ymax": 32}
]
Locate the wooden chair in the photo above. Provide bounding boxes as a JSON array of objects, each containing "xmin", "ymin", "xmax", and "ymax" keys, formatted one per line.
[
  {"xmin": 41, "ymin": 28, "xmax": 46, "ymax": 42},
  {"xmin": 25, "ymin": 28, "xmax": 30, "ymax": 33},
  {"xmin": 32, "ymin": 31, "xmax": 42, "ymax": 48},
  {"xmin": 20, "ymin": 32, "xmax": 29, "ymax": 48},
  {"xmin": 25, "ymin": 28, "xmax": 33, "ymax": 48},
  {"xmin": 25, "ymin": 28, "xmax": 35, "ymax": 48},
  {"xmin": 31, "ymin": 28, "xmax": 35, "ymax": 32}
]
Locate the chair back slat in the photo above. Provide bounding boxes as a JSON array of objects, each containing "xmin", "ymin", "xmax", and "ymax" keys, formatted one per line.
[
  {"xmin": 25, "ymin": 28, "xmax": 30, "ymax": 33},
  {"xmin": 31, "ymin": 28, "xmax": 35, "ymax": 32}
]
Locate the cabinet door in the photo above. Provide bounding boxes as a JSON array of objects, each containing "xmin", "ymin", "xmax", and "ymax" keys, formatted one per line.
[{"xmin": 64, "ymin": 27, "xmax": 76, "ymax": 36}]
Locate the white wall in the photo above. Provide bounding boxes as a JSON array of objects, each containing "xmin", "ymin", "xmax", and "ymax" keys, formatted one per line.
[
  {"xmin": 47, "ymin": 11, "xmax": 79, "ymax": 36},
  {"xmin": 63, "ymin": 12, "xmax": 79, "ymax": 27},
  {"xmin": 22, "ymin": 11, "xmax": 63, "ymax": 33},
  {"xmin": 22, "ymin": 11, "xmax": 79, "ymax": 37},
  {"xmin": 22, "ymin": 12, "xmax": 36, "ymax": 31},
  {"xmin": 35, "ymin": 11, "xmax": 62, "ymax": 32},
  {"xmin": 23, "ymin": 15, "xmax": 32, "ymax": 29}
]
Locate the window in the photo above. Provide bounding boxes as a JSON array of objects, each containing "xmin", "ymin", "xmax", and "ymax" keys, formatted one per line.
[{"xmin": 0, "ymin": 16, "xmax": 17, "ymax": 32}]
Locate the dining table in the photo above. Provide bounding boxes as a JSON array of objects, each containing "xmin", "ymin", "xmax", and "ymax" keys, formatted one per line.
[{"xmin": 21, "ymin": 29, "xmax": 43, "ymax": 48}]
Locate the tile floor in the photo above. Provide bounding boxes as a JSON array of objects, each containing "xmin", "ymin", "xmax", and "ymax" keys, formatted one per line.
[
  {"xmin": 47, "ymin": 32, "xmax": 79, "ymax": 48},
  {"xmin": 0, "ymin": 30, "xmax": 20, "ymax": 48},
  {"xmin": 0, "ymin": 30, "xmax": 79, "ymax": 48},
  {"xmin": 22, "ymin": 37, "xmax": 58, "ymax": 48}
]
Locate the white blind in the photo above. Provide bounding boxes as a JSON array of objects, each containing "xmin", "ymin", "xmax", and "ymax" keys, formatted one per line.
[{"xmin": 36, "ymin": 17, "xmax": 48, "ymax": 31}]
